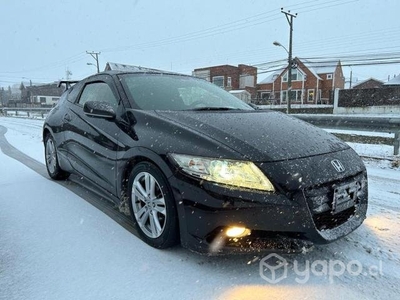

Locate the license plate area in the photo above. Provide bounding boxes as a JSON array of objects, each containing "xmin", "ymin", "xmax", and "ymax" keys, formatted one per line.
[{"xmin": 332, "ymin": 181, "xmax": 361, "ymax": 214}]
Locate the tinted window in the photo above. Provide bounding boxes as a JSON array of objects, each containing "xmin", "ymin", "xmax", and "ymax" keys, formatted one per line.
[{"xmin": 78, "ymin": 82, "xmax": 118, "ymax": 109}]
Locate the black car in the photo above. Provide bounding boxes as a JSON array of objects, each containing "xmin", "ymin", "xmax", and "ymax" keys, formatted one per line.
[{"xmin": 43, "ymin": 70, "xmax": 368, "ymax": 254}]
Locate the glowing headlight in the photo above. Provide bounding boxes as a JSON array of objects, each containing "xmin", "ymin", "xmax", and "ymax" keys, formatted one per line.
[{"xmin": 170, "ymin": 154, "xmax": 275, "ymax": 192}]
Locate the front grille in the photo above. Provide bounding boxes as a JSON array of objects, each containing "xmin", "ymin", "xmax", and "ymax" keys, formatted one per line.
[{"xmin": 304, "ymin": 173, "xmax": 365, "ymax": 231}]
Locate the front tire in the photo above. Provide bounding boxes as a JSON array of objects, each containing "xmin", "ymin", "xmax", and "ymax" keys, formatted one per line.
[
  {"xmin": 128, "ymin": 162, "xmax": 179, "ymax": 249},
  {"xmin": 44, "ymin": 134, "xmax": 70, "ymax": 180}
]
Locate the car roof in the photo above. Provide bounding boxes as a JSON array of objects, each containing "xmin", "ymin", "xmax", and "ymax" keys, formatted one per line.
[
  {"xmin": 73, "ymin": 70, "xmax": 200, "ymax": 88},
  {"xmin": 97, "ymin": 69, "xmax": 191, "ymax": 78}
]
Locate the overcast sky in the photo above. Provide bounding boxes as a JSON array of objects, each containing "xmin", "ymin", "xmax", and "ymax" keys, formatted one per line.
[{"xmin": 1, "ymin": 0, "xmax": 399, "ymax": 87}]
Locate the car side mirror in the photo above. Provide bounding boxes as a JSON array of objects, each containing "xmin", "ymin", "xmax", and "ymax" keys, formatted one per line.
[{"xmin": 83, "ymin": 101, "xmax": 116, "ymax": 119}]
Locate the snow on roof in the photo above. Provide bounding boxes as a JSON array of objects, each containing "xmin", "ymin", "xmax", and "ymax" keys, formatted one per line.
[
  {"xmin": 301, "ymin": 58, "xmax": 338, "ymax": 77},
  {"xmin": 104, "ymin": 62, "xmax": 169, "ymax": 73},
  {"xmin": 384, "ymin": 75, "xmax": 400, "ymax": 85},
  {"xmin": 258, "ymin": 69, "xmax": 284, "ymax": 84}
]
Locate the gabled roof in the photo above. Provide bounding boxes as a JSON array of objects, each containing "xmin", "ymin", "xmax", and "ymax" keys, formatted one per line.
[
  {"xmin": 258, "ymin": 58, "xmax": 342, "ymax": 84},
  {"xmin": 25, "ymin": 83, "xmax": 63, "ymax": 97},
  {"xmin": 352, "ymin": 77, "xmax": 384, "ymax": 88},
  {"xmin": 258, "ymin": 68, "xmax": 285, "ymax": 84},
  {"xmin": 301, "ymin": 59, "xmax": 339, "ymax": 76},
  {"xmin": 384, "ymin": 75, "xmax": 400, "ymax": 85}
]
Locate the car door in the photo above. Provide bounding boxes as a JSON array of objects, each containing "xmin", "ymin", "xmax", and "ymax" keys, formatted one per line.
[{"xmin": 63, "ymin": 74, "xmax": 122, "ymax": 195}]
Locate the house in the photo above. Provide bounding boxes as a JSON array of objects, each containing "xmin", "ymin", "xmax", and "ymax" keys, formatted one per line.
[
  {"xmin": 192, "ymin": 64, "xmax": 258, "ymax": 98},
  {"xmin": 352, "ymin": 78, "xmax": 384, "ymax": 89},
  {"xmin": 384, "ymin": 75, "xmax": 400, "ymax": 87},
  {"xmin": 257, "ymin": 58, "xmax": 345, "ymax": 104},
  {"xmin": 21, "ymin": 83, "xmax": 63, "ymax": 106}
]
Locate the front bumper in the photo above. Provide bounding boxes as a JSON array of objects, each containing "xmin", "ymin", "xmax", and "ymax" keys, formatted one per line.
[{"xmin": 169, "ymin": 170, "xmax": 368, "ymax": 255}]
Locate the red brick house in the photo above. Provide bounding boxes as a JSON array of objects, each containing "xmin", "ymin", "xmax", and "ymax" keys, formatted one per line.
[
  {"xmin": 192, "ymin": 64, "xmax": 258, "ymax": 98},
  {"xmin": 257, "ymin": 58, "xmax": 345, "ymax": 104},
  {"xmin": 352, "ymin": 78, "xmax": 384, "ymax": 89}
]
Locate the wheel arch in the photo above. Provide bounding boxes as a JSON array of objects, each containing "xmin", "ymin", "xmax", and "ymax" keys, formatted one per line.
[
  {"xmin": 42, "ymin": 126, "xmax": 52, "ymax": 142},
  {"xmin": 118, "ymin": 147, "xmax": 175, "ymax": 203}
]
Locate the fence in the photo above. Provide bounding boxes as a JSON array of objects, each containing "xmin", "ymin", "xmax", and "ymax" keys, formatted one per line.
[
  {"xmin": 1, "ymin": 107, "xmax": 52, "ymax": 119},
  {"xmin": 294, "ymin": 114, "xmax": 400, "ymax": 155}
]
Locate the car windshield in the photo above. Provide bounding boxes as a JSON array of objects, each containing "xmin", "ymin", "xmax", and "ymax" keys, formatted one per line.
[{"xmin": 119, "ymin": 74, "xmax": 253, "ymax": 111}]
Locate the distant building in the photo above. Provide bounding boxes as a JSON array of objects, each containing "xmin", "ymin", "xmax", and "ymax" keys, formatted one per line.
[
  {"xmin": 257, "ymin": 58, "xmax": 345, "ymax": 104},
  {"xmin": 352, "ymin": 78, "xmax": 384, "ymax": 89},
  {"xmin": 192, "ymin": 64, "xmax": 258, "ymax": 98},
  {"xmin": 384, "ymin": 75, "xmax": 400, "ymax": 87},
  {"xmin": 21, "ymin": 83, "xmax": 63, "ymax": 106}
]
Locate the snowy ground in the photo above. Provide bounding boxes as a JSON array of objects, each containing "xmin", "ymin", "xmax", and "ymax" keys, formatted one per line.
[{"xmin": 0, "ymin": 117, "xmax": 399, "ymax": 300}]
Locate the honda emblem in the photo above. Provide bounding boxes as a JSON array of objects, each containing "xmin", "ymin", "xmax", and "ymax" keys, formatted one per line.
[{"xmin": 331, "ymin": 159, "xmax": 345, "ymax": 172}]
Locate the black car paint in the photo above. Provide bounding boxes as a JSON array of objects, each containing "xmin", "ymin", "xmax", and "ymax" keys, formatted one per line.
[{"xmin": 43, "ymin": 71, "xmax": 368, "ymax": 254}]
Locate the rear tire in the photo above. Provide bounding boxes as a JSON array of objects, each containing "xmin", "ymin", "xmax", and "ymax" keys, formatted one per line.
[
  {"xmin": 128, "ymin": 162, "xmax": 179, "ymax": 249},
  {"xmin": 44, "ymin": 134, "xmax": 70, "ymax": 180}
]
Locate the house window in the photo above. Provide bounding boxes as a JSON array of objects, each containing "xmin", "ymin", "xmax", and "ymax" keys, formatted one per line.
[
  {"xmin": 227, "ymin": 77, "xmax": 232, "ymax": 87},
  {"xmin": 308, "ymin": 89, "xmax": 314, "ymax": 102},
  {"xmin": 282, "ymin": 69, "xmax": 304, "ymax": 82},
  {"xmin": 40, "ymin": 97, "xmax": 46, "ymax": 103},
  {"xmin": 212, "ymin": 76, "xmax": 224, "ymax": 88},
  {"xmin": 52, "ymin": 97, "xmax": 60, "ymax": 102},
  {"xmin": 239, "ymin": 75, "xmax": 255, "ymax": 88},
  {"xmin": 281, "ymin": 91, "xmax": 287, "ymax": 103},
  {"xmin": 327, "ymin": 74, "xmax": 333, "ymax": 80},
  {"xmin": 295, "ymin": 90, "xmax": 302, "ymax": 102},
  {"xmin": 281, "ymin": 90, "xmax": 302, "ymax": 103}
]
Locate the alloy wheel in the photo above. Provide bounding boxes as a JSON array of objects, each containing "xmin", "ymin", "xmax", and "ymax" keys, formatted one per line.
[{"xmin": 131, "ymin": 172, "xmax": 167, "ymax": 238}]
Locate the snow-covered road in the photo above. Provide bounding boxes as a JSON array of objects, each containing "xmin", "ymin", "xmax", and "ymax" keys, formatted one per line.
[{"xmin": 0, "ymin": 117, "xmax": 399, "ymax": 300}]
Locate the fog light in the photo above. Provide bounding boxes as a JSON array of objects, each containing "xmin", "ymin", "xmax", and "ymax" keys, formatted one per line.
[{"xmin": 226, "ymin": 226, "xmax": 251, "ymax": 238}]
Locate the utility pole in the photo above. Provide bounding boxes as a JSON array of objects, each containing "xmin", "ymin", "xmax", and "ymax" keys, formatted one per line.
[
  {"xmin": 66, "ymin": 68, "xmax": 72, "ymax": 80},
  {"xmin": 281, "ymin": 8, "xmax": 297, "ymax": 114},
  {"xmin": 86, "ymin": 51, "xmax": 101, "ymax": 73}
]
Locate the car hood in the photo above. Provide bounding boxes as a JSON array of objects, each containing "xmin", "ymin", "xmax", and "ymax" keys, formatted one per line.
[{"xmin": 156, "ymin": 110, "xmax": 349, "ymax": 162}]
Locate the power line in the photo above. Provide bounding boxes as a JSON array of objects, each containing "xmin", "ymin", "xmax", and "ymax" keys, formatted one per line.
[{"xmin": 99, "ymin": 0, "xmax": 348, "ymax": 54}]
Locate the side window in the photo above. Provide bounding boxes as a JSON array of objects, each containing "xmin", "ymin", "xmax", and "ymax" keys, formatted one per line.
[{"xmin": 78, "ymin": 82, "xmax": 118, "ymax": 109}]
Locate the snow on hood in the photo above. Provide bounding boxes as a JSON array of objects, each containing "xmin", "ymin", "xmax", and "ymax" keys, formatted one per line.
[{"xmin": 156, "ymin": 110, "xmax": 349, "ymax": 162}]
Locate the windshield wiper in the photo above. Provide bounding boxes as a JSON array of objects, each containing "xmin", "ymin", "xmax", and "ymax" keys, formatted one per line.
[{"xmin": 187, "ymin": 107, "xmax": 241, "ymax": 111}]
